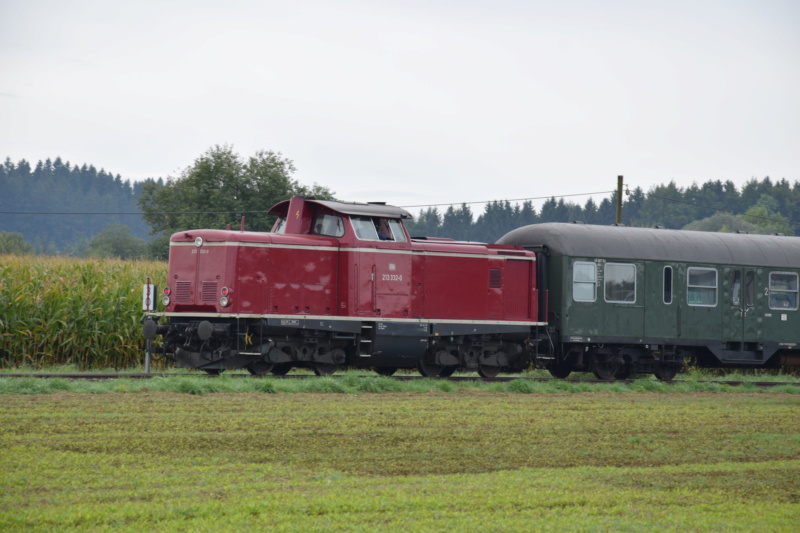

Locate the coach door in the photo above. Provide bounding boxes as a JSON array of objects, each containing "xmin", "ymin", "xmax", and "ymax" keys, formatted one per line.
[
  {"xmin": 644, "ymin": 264, "xmax": 679, "ymax": 339},
  {"xmin": 722, "ymin": 268, "xmax": 757, "ymax": 346}
]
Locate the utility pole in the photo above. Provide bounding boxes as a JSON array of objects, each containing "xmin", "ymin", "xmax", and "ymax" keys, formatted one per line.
[{"xmin": 615, "ymin": 175, "xmax": 623, "ymax": 225}]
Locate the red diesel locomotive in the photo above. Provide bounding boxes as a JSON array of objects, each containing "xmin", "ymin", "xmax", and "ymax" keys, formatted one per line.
[{"xmin": 144, "ymin": 196, "xmax": 545, "ymax": 377}]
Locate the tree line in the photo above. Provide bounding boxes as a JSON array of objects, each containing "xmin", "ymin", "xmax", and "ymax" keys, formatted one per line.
[
  {"xmin": 1, "ymin": 145, "xmax": 797, "ymax": 258},
  {"xmin": 405, "ymin": 178, "xmax": 796, "ymax": 242},
  {"xmin": 0, "ymin": 156, "xmax": 153, "ymax": 255}
]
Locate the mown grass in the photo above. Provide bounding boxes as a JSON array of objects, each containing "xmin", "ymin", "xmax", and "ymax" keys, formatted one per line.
[
  {"xmin": 1, "ymin": 372, "xmax": 799, "ymax": 396},
  {"xmin": 1, "ymin": 391, "xmax": 798, "ymax": 531}
]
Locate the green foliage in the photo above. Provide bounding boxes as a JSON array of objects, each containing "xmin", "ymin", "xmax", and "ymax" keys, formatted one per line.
[
  {"xmin": 0, "ymin": 392, "xmax": 798, "ymax": 531},
  {"xmin": 85, "ymin": 224, "xmax": 147, "ymax": 259},
  {"xmin": 138, "ymin": 145, "xmax": 335, "ymax": 236},
  {"xmin": 0, "ymin": 231, "xmax": 34, "ymax": 255},
  {"xmin": 683, "ymin": 212, "xmax": 761, "ymax": 233}
]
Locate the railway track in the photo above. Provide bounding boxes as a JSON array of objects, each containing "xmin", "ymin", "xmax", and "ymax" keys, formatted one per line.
[{"xmin": 1, "ymin": 372, "xmax": 798, "ymax": 388}]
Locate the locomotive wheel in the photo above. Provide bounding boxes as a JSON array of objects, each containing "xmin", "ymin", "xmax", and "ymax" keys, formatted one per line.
[
  {"xmin": 439, "ymin": 366, "xmax": 457, "ymax": 377},
  {"xmin": 246, "ymin": 361, "xmax": 274, "ymax": 376},
  {"xmin": 477, "ymin": 365, "xmax": 501, "ymax": 378},
  {"xmin": 313, "ymin": 363, "xmax": 338, "ymax": 376},
  {"xmin": 374, "ymin": 367, "xmax": 397, "ymax": 376},
  {"xmin": 271, "ymin": 363, "xmax": 292, "ymax": 376},
  {"xmin": 547, "ymin": 362, "xmax": 572, "ymax": 379},
  {"xmin": 417, "ymin": 358, "xmax": 443, "ymax": 377},
  {"xmin": 593, "ymin": 360, "xmax": 621, "ymax": 381},
  {"xmin": 202, "ymin": 368, "xmax": 223, "ymax": 375},
  {"xmin": 653, "ymin": 363, "xmax": 678, "ymax": 382}
]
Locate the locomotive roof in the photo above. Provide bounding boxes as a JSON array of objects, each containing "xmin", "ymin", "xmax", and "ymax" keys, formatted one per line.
[
  {"xmin": 497, "ymin": 223, "xmax": 800, "ymax": 268},
  {"xmin": 269, "ymin": 197, "xmax": 413, "ymax": 219}
]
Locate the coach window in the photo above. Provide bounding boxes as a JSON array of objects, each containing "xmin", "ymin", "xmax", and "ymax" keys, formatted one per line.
[
  {"xmin": 744, "ymin": 270, "xmax": 756, "ymax": 307},
  {"xmin": 663, "ymin": 266, "xmax": 673, "ymax": 304},
  {"xmin": 572, "ymin": 261, "xmax": 597, "ymax": 302},
  {"xmin": 604, "ymin": 263, "xmax": 636, "ymax": 303},
  {"xmin": 687, "ymin": 268, "xmax": 717, "ymax": 307},
  {"xmin": 769, "ymin": 272, "xmax": 798, "ymax": 310},
  {"xmin": 731, "ymin": 270, "xmax": 742, "ymax": 306}
]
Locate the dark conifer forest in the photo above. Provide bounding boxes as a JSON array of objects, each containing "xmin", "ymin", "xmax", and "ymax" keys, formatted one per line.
[{"xmin": 0, "ymin": 157, "xmax": 155, "ymax": 254}]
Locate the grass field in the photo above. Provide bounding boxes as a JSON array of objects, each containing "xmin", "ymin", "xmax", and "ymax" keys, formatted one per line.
[{"xmin": 1, "ymin": 389, "xmax": 798, "ymax": 531}]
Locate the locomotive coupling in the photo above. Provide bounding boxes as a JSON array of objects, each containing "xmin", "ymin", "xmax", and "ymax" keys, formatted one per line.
[
  {"xmin": 143, "ymin": 318, "xmax": 168, "ymax": 340},
  {"xmin": 196, "ymin": 320, "xmax": 229, "ymax": 341}
]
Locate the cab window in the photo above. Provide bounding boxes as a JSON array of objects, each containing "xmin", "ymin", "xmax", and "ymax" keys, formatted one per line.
[
  {"xmin": 312, "ymin": 213, "xmax": 344, "ymax": 237},
  {"xmin": 272, "ymin": 217, "xmax": 287, "ymax": 234},
  {"xmin": 351, "ymin": 216, "xmax": 406, "ymax": 242},
  {"xmin": 386, "ymin": 219, "xmax": 407, "ymax": 242}
]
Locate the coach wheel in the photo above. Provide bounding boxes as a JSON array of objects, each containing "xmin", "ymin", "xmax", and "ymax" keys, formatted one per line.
[
  {"xmin": 439, "ymin": 366, "xmax": 457, "ymax": 377},
  {"xmin": 313, "ymin": 363, "xmax": 338, "ymax": 376},
  {"xmin": 417, "ymin": 358, "xmax": 443, "ymax": 377},
  {"xmin": 271, "ymin": 363, "xmax": 292, "ymax": 375},
  {"xmin": 374, "ymin": 367, "xmax": 397, "ymax": 376},
  {"xmin": 653, "ymin": 363, "xmax": 678, "ymax": 382},
  {"xmin": 615, "ymin": 363, "xmax": 633, "ymax": 380},
  {"xmin": 246, "ymin": 361, "xmax": 274, "ymax": 376},
  {"xmin": 477, "ymin": 365, "xmax": 501, "ymax": 378},
  {"xmin": 593, "ymin": 360, "xmax": 621, "ymax": 381}
]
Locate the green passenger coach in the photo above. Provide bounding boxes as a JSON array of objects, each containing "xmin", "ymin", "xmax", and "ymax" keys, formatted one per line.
[{"xmin": 498, "ymin": 223, "xmax": 800, "ymax": 380}]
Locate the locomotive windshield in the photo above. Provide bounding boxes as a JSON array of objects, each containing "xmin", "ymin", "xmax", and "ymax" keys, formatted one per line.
[{"xmin": 351, "ymin": 216, "xmax": 407, "ymax": 242}]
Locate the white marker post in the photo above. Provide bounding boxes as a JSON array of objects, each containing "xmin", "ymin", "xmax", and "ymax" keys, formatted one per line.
[{"xmin": 143, "ymin": 279, "xmax": 156, "ymax": 374}]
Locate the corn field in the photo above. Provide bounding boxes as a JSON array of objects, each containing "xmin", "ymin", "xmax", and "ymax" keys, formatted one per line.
[{"xmin": 0, "ymin": 255, "xmax": 167, "ymax": 369}]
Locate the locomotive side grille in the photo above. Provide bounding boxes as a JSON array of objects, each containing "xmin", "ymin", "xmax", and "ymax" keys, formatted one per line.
[
  {"xmin": 175, "ymin": 281, "xmax": 193, "ymax": 303},
  {"xmin": 201, "ymin": 281, "xmax": 218, "ymax": 303},
  {"xmin": 489, "ymin": 268, "xmax": 503, "ymax": 289}
]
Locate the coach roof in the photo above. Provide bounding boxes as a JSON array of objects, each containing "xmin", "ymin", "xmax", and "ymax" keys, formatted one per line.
[
  {"xmin": 497, "ymin": 222, "xmax": 800, "ymax": 268},
  {"xmin": 269, "ymin": 197, "xmax": 413, "ymax": 220}
]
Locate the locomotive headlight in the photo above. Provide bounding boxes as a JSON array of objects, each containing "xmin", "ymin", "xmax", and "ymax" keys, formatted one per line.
[
  {"xmin": 162, "ymin": 295, "xmax": 171, "ymax": 306},
  {"xmin": 220, "ymin": 296, "xmax": 229, "ymax": 307}
]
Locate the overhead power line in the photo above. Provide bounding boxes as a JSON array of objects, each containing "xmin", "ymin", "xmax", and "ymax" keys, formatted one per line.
[
  {"xmin": 399, "ymin": 190, "xmax": 617, "ymax": 209},
  {"xmin": 0, "ymin": 189, "xmax": 619, "ymax": 216}
]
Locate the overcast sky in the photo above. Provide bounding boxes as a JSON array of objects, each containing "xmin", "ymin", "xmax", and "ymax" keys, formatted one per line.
[{"xmin": 2, "ymin": 0, "xmax": 799, "ymax": 214}]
